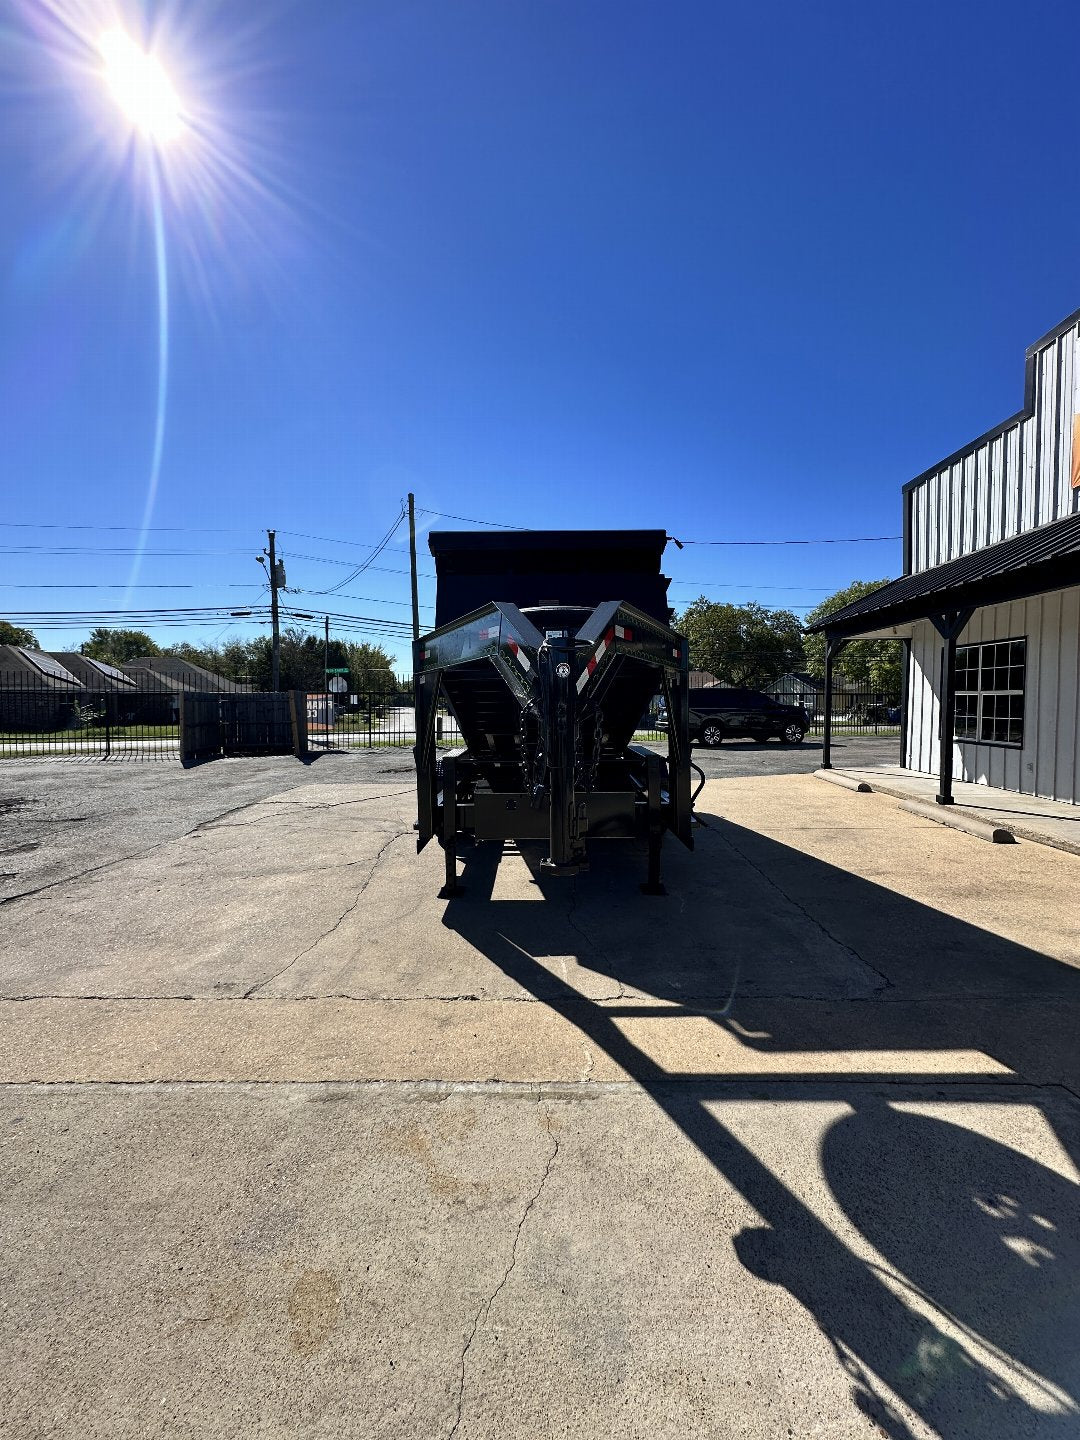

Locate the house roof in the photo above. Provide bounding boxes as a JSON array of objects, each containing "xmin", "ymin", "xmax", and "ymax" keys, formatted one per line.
[
  {"xmin": 50, "ymin": 654, "xmax": 138, "ymax": 690},
  {"xmin": 120, "ymin": 663, "xmax": 193, "ymax": 693},
  {"xmin": 125, "ymin": 657, "xmax": 250, "ymax": 692},
  {"xmin": 0, "ymin": 646, "xmax": 83, "ymax": 688},
  {"xmin": 807, "ymin": 511, "xmax": 1080, "ymax": 638}
]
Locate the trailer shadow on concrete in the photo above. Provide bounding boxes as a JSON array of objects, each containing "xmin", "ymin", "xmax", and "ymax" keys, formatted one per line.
[{"xmin": 441, "ymin": 818, "xmax": 1080, "ymax": 1439}]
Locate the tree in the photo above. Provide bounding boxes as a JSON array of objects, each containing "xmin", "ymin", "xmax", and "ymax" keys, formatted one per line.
[
  {"xmin": 81, "ymin": 628, "xmax": 162, "ymax": 665},
  {"xmin": 802, "ymin": 579, "xmax": 902, "ymax": 692},
  {"xmin": 678, "ymin": 599, "xmax": 804, "ymax": 688},
  {"xmin": 0, "ymin": 621, "xmax": 39, "ymax": 648},
  {"xmin": 344, "ymin": 642, "xmax": 398, "ymax": 696}
]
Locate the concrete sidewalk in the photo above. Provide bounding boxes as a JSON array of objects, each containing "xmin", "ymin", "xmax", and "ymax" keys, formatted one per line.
[
  {"xmin": 1, "ymin": 769, "xmax": 1078, "ymax": 1439},
  {"xmin": 822, "ymin": 761, "xmax": 1080, "ymax": 855}
]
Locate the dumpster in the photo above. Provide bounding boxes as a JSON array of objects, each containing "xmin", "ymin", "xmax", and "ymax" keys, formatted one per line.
[{"xmin": 414, "ymin": 529, "xmax": 694, "ymax": 895}]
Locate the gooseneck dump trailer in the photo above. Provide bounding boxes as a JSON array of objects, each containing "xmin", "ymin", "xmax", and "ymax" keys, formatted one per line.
[{"xmin": 413, "ymin": 530, "xmax": 693, "ymax": 896}]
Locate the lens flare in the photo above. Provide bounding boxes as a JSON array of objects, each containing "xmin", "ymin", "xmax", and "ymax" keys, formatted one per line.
[{"xmin": 98, "ymin": 27, "xmax": 182, "ymax": 144}]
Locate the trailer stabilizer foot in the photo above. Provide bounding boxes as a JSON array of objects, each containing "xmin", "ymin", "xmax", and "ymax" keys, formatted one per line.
[
  {"xmin": 639, "ymin": 881, "xmax": 667, "ymax": 897},
  {"xmin": 539, "ymin": 859, "xmax": 585, "ymax": 877}
]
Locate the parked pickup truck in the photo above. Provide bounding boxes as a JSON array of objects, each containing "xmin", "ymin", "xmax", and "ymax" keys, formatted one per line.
[{"xmin": 657, "ymin": 688, "xmax": 810, "ymax": 747}]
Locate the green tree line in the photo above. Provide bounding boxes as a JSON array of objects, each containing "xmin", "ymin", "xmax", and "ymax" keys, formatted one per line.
[{"xmin": 675, "ymin": 578, "xmax": 901, "ymax": 692}]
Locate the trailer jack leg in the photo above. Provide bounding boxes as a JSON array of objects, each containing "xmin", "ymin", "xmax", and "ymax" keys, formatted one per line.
[
  {"xmin": 438, "ymin": 755, "xmax": 464, "ymax": 899},
  {"xmin": 438, "ymin": 838, "xmax": 463, "ymax": 900},
  {"xmin": 641, "ymin": 828, "xmax": 666, "ymax": 896}
]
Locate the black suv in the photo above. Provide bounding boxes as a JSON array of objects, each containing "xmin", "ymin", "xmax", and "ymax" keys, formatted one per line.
[{"xmin": 657, "ymin": 688, "xmax": 809, "ymax": 746}]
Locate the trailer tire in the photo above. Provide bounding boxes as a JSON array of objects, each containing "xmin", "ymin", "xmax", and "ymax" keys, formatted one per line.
[{"xmin": 701, "ymin": 723, "xmax": 724, "ymax": 748}]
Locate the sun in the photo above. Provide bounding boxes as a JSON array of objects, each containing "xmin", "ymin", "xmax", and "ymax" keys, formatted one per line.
[{"xmin": 98, "ymin": 27, "xmax": 183, "ymax": 144}]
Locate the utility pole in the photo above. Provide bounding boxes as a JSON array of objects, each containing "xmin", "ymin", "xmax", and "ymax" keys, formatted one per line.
[
  {"xmin": 324, "ymin": 613, "xmax": 331, "ymax": 746},
  {"xmin": 407, "ymin": 492, "xmax": 420, "ymax": 641},
  {"xmin": 268, "ymin": 529, "xmax": 281, "ymax": 692}
]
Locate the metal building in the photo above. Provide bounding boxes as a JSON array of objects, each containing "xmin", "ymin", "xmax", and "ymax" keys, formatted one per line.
[{"xmin": 809, "ymin": 308, "xmax": 1080, "ymax": 806}]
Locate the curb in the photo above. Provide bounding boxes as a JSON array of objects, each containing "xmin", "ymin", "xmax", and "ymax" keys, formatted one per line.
[
  {"xmin": 814, "ymin": 769, "xmax": 873, "ymax": 793},
  {"xmin": 899, "ymin": 799, "xmax": 1015, "ymax": 844},
  {"xmin": 827, "ymin": 772, "xmax": 1080, "ymax": 857}
]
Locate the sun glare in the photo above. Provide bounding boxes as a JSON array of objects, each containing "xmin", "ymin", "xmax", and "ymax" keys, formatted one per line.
[{"xmin": 98, "ymin": 27, "xmax": 182, "ymax": 144}]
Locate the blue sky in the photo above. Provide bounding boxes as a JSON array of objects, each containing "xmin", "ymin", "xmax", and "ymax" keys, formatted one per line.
[{"xmin": 2, "ymin": 0, "xmax": 1078, "ymax": 669}]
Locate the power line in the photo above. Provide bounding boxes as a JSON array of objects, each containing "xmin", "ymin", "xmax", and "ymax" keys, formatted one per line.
[
  {"xmin": 675, "ymin": 535, "xmax": 901, "ymax": 546},
  {"xmin": 0, "ymin": 583, "xmax": 268, "ymax": 590},
  {"xmin": 415, "ymin": 507, "xmax": 520, "ymax": 529},
  {"xmin": 0, "ymin": 545, "xmax": 257, "ymax": 557},
  {"xmin": 667, "ymin": 581, "xmax": 835, "ymax": 592},
  {"xmin": 288, "ymin": 587, "xmax": 433, "ymax": 611},
  {"xmin": 412, "ymin": 507, "xmax": 901, "ymax": 546},
  {"xmin": 305, "ymin": 509, "xmax": 408, "ymax": 596},
  {"xmin": 0, "ymin": 521, "xmax": 251, "ymax": 534}
]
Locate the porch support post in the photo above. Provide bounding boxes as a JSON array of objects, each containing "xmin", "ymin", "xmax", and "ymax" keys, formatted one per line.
[
  {"xmin": 821, "ymin": 635, "xmax": 849, "ymax": 770},
  {"xmin": 898, "ymin": 638, "xmax": 911, "ymax": 769},
  {"xmin": 930, "ymin": 608, "xmax": 975, "ymax": 806}
]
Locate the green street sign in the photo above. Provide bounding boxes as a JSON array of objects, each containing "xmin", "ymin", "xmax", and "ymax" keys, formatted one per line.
[{"xmin": 325, "ymin": 667, "xmax": 349, "ymax": 675}]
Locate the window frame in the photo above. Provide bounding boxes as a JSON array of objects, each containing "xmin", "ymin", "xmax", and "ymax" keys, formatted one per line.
[{"xmin": 953, "ymin": 635, "xmax": 1026, "ymax": 749}]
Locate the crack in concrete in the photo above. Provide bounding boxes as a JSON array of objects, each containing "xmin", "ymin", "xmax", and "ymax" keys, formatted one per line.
[
  {"xmin": 0, "ymin": 795, "xmax": 284, "ymax": 908},
  {"xmin": 243, "ymin": 829, "xmax": 409, "ymax": 998},
  {"xmin": 709, "ymin": 822, "xmax": 893, "ymax": 995},
  {"xmin": 202, "ymin": 789, "xmax": 414, "ymax": 830},
  {"xmin": 1, "ymin": 787, "xmax": 415, "ymax": 908},
  {"xmin": 448, "ymin": 1108, "xmax": 559, "ymax": 1440}
]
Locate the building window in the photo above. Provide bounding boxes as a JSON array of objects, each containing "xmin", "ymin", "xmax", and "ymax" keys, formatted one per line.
[{"xmin": 954, "ymin": 638, "xmax": 1026, "ymax": 746}]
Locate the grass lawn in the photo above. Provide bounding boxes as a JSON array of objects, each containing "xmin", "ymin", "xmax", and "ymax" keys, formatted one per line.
[{"xmin": 0, "ymin": 725, "xmax": 178, "ymax": 741}]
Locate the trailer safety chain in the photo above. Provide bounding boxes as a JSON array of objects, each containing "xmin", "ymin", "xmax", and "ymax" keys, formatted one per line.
[{"xmin": 589, "ymin": 706, "xmax": 604, "ymax": 790}]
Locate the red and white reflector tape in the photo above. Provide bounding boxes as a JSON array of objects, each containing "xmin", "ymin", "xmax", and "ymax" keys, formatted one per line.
[
  {"xmin": 576, "ymin": 626, "xmax": 624, "ymax": 693},
  {"xmin": 507, "ymin": 638, "xmax": 531, "ymax": 672}
]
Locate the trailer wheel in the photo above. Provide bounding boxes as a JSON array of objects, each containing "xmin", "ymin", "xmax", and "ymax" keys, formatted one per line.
[
  {"xmin": 701, "ymin": 723, "xmax": 724, "ymax": 748},
  {"xmin": 782, "ymin": 722, "xmax": 805, "ymax": 745}
]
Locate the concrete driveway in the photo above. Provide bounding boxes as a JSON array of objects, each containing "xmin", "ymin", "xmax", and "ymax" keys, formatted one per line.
[{"xmin": 1, "ymin": 750, "xmax": 1077, "ymax": 1439}]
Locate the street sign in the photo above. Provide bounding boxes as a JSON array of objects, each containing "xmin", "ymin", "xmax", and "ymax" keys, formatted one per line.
[
  {"xmin": 325, "ymin": 667, "xmax": 349, "ymax": 675},
  {"xmin": 328, "ymin": 676, "xmax": 348, "ymax": 693}
]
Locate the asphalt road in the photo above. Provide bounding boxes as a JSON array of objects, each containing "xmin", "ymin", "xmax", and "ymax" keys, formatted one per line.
[{"xmin": 1, "ymin": 738, "xmax": 1076, "ymax": 1440}]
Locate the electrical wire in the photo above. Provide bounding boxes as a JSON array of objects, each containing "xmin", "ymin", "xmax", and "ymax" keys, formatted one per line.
[
  {"xmin": 413, "ymin": 506, "xmax": 901, "ymax": 546},
  {"xmin": 0, "ymin": 521, "xmax": 252, "ymax": 534},
  {"xmin": 675, "ymin": 535, "xmax": 901, "ymax": 546},
  {"xmin": 304, "ymin": 509, "xmax": 407, "ymax": 596},
  {"xmin": 415, "ymin": 507, "xmax": 521, "ymax": 529}
]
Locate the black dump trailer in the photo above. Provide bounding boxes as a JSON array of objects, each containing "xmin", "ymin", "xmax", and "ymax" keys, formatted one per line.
[{"xmin": 413, "ymin": 529, "xmax": 693, "ymax": 896}]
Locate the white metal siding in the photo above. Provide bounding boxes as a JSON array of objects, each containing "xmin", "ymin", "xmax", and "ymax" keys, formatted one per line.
[
  {"xmin": 909, "ymin": 324, "xmax": 1080, "ymax": 573},
  {"xmin": 904, "ymin": 587, "xmax": 1080, "ymax": 804}
]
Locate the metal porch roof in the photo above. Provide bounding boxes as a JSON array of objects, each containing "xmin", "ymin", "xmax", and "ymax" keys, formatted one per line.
[{"xmin": 806, "ymin": 510, "xmax": 1080, "ymax": 637}]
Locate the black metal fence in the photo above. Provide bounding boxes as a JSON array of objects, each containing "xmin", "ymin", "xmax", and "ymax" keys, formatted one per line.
[
  {"xmin": 0, "ymin": 672, "xmax": 187, "ymax": 759},
  {"xmin": 762, "ymin": 686, "xmax": 902, "ymax": 737},
  {"xmin": 0, "ymin": 669, "xmax": 902, "ymax": 760}
]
